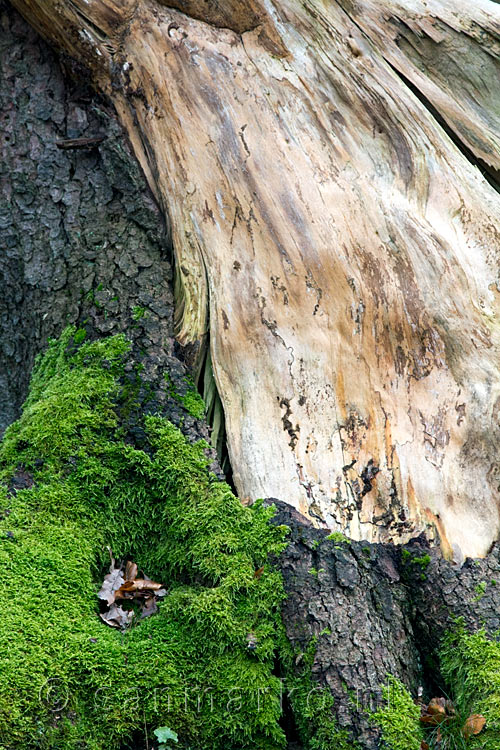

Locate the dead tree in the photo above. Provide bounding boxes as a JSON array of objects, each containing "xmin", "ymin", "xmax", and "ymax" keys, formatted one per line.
[{"xmin": 9, "ymin": 0, "xmax": 500, "ymax": 559}]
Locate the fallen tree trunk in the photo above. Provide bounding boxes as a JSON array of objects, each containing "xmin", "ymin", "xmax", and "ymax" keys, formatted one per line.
[{"xmin": 8, "ymin": 1, "xmax": 500, "ymax": 561}]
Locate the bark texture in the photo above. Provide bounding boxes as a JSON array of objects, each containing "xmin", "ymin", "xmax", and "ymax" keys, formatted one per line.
[
  {"xmin": 7, "ymin": 0, "xmax": 500, "ymax": 559},
  {"xmin": 0, "ymin": 1, "xmax": 213, "ymax": 450},
  {"xmin": 273, "ymin": 498, "xmax": 500, "ymax": 749}
]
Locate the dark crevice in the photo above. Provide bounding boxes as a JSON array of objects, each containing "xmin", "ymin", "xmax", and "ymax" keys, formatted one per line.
[
  {"xmin": 387, "ymin": 61, "xmax": 500, "ymax": 193},
  {"xmin": 280, "ymin": 693, "xmax": 304, "ymax": 749},
  {"xmin": 196, "ymin": 339, "xmax": 236, "ymax": 493},
  {"xmin": 335, "ymin": 0, "xmax": 500, "ymax": 191},
  {"xmin": 272, "ymin": 655, "xmax": 304, "ymax": 750}
]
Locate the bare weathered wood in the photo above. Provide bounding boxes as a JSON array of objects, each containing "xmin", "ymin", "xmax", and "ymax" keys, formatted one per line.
[
  {"xmin": 337, "ymin": 0, "xmax": 500, "ymax": 171},
  {"xmin": 11, "ymin": 0, "xmax": 500, "ymax": 558}
]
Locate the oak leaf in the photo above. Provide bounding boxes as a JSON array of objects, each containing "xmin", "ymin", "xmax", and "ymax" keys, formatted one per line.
[{"xmin": 99, "ymin": 603, "xmax": 134, "ymax": 629}]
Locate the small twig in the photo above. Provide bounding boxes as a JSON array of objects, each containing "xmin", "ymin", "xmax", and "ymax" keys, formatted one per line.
[{"xmin": 55, "ymin": 135, "xmax": 106, "ymax": 150}]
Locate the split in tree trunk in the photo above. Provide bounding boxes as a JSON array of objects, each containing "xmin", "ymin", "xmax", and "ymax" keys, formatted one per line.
[{"xmin": 10, "ymin": 0, "xmax": 500, "ymax": 560}]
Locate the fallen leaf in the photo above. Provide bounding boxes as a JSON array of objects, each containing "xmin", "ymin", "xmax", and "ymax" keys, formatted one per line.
[
  {"xmin": 98, "ymin": 567, "xmax": 125, "ymax": 606},
  {"xmin": 114, "ymin": 579, "xmax": 165, "ymax": 601},
  {"xmin": 98, "ymin": 554, "xmax": 167, "ymax": 628},
  {"xmin": 99, "ymin": 603, "xmax": 134, "ymax": 629},
  {"xmin": 420, "ymin": 742, "xmax": 429, "ymax": 750},
  {"xmin": 119, "ymin": 578, "xmax": 164, "ymax": 592},
  {"xmin": 463, "ymin": 714, "xmax": 486, "ymax": 739},
  {"xmin": 140, "ymin": 596, "xmax": 158, "ymax": 619},
  {"xmin": 420, "ymin": 696, "xmax": 454, "ymax": 726},
  {"xmin": 125, "ymin": 560, "xmax": 138, "ymax": 581},
  {"xmin": 427, "ymin": 697, "xmax": 447, "ymax": 715},
  {"xmin": 254, "ymin": 566, "xmax": 265, "ymax": 579}
]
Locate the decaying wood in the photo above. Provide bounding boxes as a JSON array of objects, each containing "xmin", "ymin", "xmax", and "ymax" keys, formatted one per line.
[{"xmin": 10, "ymin": 0, "xmax": 500, "ymax": 558}]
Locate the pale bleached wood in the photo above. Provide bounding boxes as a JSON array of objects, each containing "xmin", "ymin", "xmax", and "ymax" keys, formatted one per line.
[
  {"xmin": 337, "ymin": 0, "xmax": 500, "ymax": 170},
  {"xmin": 11, "ymin": 0, "xmax": 500, "ymax": 558}
]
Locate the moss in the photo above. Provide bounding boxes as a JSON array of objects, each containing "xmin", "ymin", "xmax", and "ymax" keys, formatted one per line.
[
  {"xmin": 0, "ymin": 327, "xmax": 288, "ymax": 749},
  {"xmin": 473, "ymin": 581, "xmax": 487, "ymax": 602},
  {"xmin": 180, "ymin": 386, "xmax": 205, "ymax": 419},
  {"xmin": 131, "ymin": 305, "xmax": 146, "ymax": 321},
  {"xmin": 440, "ymin": 623, "xmax": 500, "ymax": 749},
  {"xmin": 308, "ymin": 568, "xmax": 319, "ymax": 578},
  {"xmin": 73, "ymin": 327, "xmax": 87, "ymax": 345},
  {"xmin": 280, "ymin": 638, "xmax": 358, "ymax": 750},
  {"xmin": 369, "ymin": 676, "xmax": 424, "ymax": 750},
  {"xmin": 412, "ymin": 554, "xmax": 431, "ymax": 569},
  {"xmin": 326, "ymin": 532, "xmax": 351, "ymax": 545},
  {"xmin": 401, "ymin": 550, "xmax": 431, "ymax": 580},
  {"xmin": 164, "ymin": 372, "xmax": 205, "ymax": 419}
]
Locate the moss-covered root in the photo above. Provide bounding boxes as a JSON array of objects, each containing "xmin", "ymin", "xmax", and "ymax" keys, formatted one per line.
[
  {"xmin": 440, "ymin": 624, "xmax": 500, "ymax": 749},
  {"xmin": 0, "ymin": 327, "xmax": 288, "ymax": 749}
]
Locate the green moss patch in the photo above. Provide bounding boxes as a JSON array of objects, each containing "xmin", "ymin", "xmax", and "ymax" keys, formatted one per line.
[
  {"xmin": 164, "ymin": 372, "xmax": 205, "ymax": 420},
  {"xmin": 0, "ymin": 328, "xmax": 287, "ymax": 749},
  {"xmin": 440, "ymin": 623, "xmax": 500, "ymax": 749},
  {"xmin": 369, "ymin": 676, "xmax": 423, "ymax": 750},
  {"xmin": 326, "ymin": 532, "xmax": 351, "ymax": 546}
]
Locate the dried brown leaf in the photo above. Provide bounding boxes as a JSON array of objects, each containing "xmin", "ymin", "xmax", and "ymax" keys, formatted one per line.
[
  {"xmin": 427, "ymin": 697, "xmax": 447, "ymax": 715},
  {"xmin": 125, "ymin": 560, "xmax": 138, "ymax": 581},
  {"xmin": 99, "ymin": 603, "xmax": 134, "ymax": 629},
  {"xmin": 98, "ymin": 558, "xmax": 166, "ymax": 626},
  {"xmin": 98, "ymin": 567, "xmax": 125, "ymax": 606},
  {"xmin": 420, "ymin": 713, "xmax": 448, "ymax": 726},
  {"xmin": 115, "ymin": 579, "xmax": 164, "ymax": 598},
  {"xmin": 463, "ymin": 714, "xmax": 486, "ymax": 739},
  {"xmin": 420, "ymin": 696, "xmax": 454, "ymax": 726}
]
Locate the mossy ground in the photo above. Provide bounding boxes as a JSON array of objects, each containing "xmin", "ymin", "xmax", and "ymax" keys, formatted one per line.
[{"xmin": 0, "ymin": 328, "xmax": 288, "ymax": 749}]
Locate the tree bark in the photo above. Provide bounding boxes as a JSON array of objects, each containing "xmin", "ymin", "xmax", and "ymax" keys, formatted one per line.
[
  {"xmin": 8, "ymin": 0, "xmax": 500, "ymax": 559},
  {"xmin": 272, "ymin": 497, "xmax": 500, "ymax": 749},
  {"xmin": 0, "ymin": 0, "xmax": 215, "ymax": 452}
]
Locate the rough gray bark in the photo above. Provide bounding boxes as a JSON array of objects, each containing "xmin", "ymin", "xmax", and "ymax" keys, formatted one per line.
[
  {"xmin": 272, "ymin": 498, "xmax": 500, "ymax": 749},
  {"xmin": 0, "ymin": 0, "xmax": 214, "ymax": 451}
]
